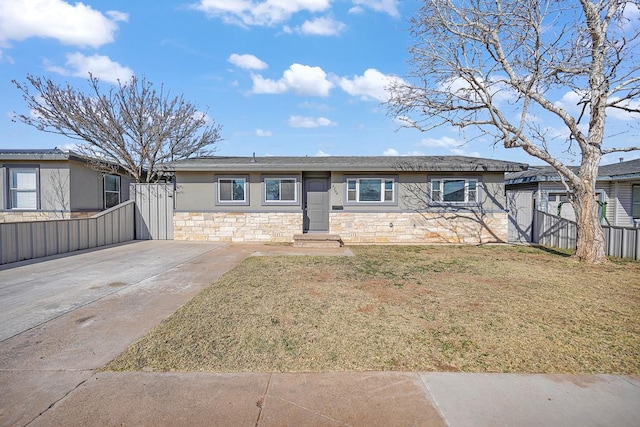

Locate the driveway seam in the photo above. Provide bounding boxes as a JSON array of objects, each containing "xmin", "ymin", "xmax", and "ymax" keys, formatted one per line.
[{"xmin": 417, "ymin": 373, "xmax": 450, "ymax": 427}]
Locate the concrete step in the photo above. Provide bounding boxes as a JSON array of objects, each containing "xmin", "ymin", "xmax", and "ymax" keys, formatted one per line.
[{"xmin": 293, "ymin": 234, "xmax": 344, "ymax": 248}]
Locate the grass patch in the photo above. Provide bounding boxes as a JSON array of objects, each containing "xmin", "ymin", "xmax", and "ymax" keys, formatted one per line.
[{"xmin": 105, "ymin": 245, "xmax": 640, "ymax": 374}]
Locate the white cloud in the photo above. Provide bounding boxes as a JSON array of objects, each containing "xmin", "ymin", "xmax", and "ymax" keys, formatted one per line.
[
  {"xmin": 418, "ymin": 136, "xmax": 462, "ymax": 148},
  {"xmin": 191, "ymin": 0, "xmax": 330, "ymax": 26},
  {"xmin": 555, "ymin": 90, "xmax": 640, "ymax": 121},
  {"xmin": 315, "ymin": 150, "xmax": 331, "ymax": 156},
  {"xmin": 252, "ymin": 63, "xmax": 334, "ymax": 97},
  {"xmin": 256, "ymin": 128, "xmax": 272, "ymax": 137},
  {"xmin": 0, "ymin": 0, "xmax": 127, "ymax": 48},
  {"xmin": 339, "ymin": 68, "xmax": 405, "ymax": 102},
  {"xmin": 45, "ymin": 52, "xmax": 134, "ymax": 84},
  {"xmin": 348, "ymin": 6, "xmax": 365, "ymax": 14},
  {"xmin": 607, "ymin": 98, "xmax": 640, "ymax": 121},
  {"xmin": 418, "ymin": 136, "xmax": 480, "ymax": 157},
  {"xmin": 554, "ymin": 90, "xmax": 587, "ymax": 113},
  {"xmin": 383, "ymin": 148, "xmax": 399, "ymax": 156},
  {"xmin": 352, "ymin": 0, "xmax": 399, "ymax": 17},
  {"xmin": 288, "ymin": 115, "xmax": 336, "ymax": 127},
  {"xmin": 0, "ymin": 49, "xmax": 14, "ymax": 64},
  {"xmin": 450, "ymin": 148, "xmax": 481, "ymax": 157},
  {"xmin": 297, "ymin": 17, "xmax": 346, "ymax": 36},
  {"xmin": 228, "ymin": 53, "xmax": 268, "ymax": 70}
]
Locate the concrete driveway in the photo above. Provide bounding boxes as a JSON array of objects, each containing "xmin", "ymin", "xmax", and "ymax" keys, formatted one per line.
[{"xmin": 0, "ymin": 241, "xmax": 232, "ymax": 342}]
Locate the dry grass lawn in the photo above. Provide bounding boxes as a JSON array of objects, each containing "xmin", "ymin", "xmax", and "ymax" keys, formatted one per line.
[{"xmin": 106, "ymin": 245, "xmax": 640, "ymax": 374}]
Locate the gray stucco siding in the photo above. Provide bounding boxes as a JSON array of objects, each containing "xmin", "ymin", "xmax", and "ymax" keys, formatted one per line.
[{"xmin": 175, "ymin": 171, "xmax": 303, "ymax": 212}]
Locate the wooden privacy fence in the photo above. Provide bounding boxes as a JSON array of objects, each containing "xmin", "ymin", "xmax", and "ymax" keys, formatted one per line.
[
  {"xmin": 0, "ymin": 200, "xmax": 135, "ymax": 265},
  {"xmin": 533, "ymin": 210, "xmax": 640, "ymax": 261}
]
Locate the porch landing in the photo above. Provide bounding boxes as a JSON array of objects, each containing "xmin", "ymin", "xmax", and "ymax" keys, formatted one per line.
[{"xmin": 293, "ymin": 234, "xmax": 344, "ymax": 248}]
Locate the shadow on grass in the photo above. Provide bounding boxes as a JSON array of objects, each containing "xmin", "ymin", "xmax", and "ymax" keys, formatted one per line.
[{"xmin": 531, "ymin": 244, "xmax": 574, "ymax": 258}]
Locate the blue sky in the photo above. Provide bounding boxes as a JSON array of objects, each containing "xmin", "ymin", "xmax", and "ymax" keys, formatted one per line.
[{"xmin": 0, "ymin": 0, "xmax": 638, "ymax": 165}]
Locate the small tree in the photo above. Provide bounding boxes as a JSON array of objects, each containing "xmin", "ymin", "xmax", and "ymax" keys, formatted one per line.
[
  {"xmin": 13, "ymin": 74, "xmax": 222, "ymax": 183},
  {"xmin": 388, "ymin": 0, "xmax": 640, "ymax": 263}
]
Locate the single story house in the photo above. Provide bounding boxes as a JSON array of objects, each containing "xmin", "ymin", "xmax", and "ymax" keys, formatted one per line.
[
  {"xmin": 505, "ymin": 158, "xmax": 640, "ymax": 242},
  {"xmin": 164, "ymin": 155, "xmax": 527, "ymax": 244},
  {"xmin": 0, "ymin": 149, "xmax": 133, "ymax": 223}
]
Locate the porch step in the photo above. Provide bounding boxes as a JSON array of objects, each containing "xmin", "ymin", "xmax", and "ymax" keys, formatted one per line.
[{"xmin": 293, "ymin": 234, "xmax": 344, "ymax": 248}]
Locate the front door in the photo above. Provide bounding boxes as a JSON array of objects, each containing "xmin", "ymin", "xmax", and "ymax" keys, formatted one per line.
[{"xmin": 304, "ymin": 177, "xmax": 330, "ymax": 233}]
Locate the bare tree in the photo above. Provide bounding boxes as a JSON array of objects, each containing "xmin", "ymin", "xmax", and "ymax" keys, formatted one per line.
[
  {"xmin": 388, "ymin": 0, "xmax": 640, "ymax": 263},
  {"xmin": 13, "ymin": 74, "xmax": 223, "ymax": 183}
]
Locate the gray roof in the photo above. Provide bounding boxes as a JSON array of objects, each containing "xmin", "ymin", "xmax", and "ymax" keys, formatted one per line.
[
  {"xmin": 505, "ymin": 158, "xmax": 640, "ymax": 185},
  {"xmin": 0, "ymin": 148, "xmax": 86, "ymax": 162},
  {"xmin": 164, "ymin": 156, "xmax": 528, "ymax": 173}
]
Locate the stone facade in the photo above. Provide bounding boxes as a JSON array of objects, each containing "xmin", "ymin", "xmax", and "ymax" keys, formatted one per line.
[
  {"xmin": 330, "ymin": 212, "xmax": 508, "ymax": 244},
  {"xmin": 173, "ymin": 211, "xmax": 508, "ymax": 244},
  {"xmin": 0, "ymin": 211, "xmax": 101, "ymax": 223},
  {"xmin": 173, "ymin": 212, "xmax": 303, "ymax": 242}
]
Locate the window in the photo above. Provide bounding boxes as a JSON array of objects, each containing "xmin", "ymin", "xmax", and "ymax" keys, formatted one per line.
[
  {"xmin": 346, "ymin": 178, "xmax": 395, "ymax": 203},
  {"xmin": 104, "ymin": 174, "xmax": 121, "ymax": 209},
  {"xmin": 430, "ymin": 178, "xmax": 478, "ymax": 203},
  {"xmin": 633, "ymin": 185, "xmax": 640, "ymax": 219},
  {"xmin": 264, "ymin": 178, "xmax": 297, "ymax": 202},
  {"xmin": 8, "ymin": 167, "xmax": 38, "ymax": 209},
  {"xmin": 218, "ymin": 178, "xmax": 246, "ymax": 203},
  {"xmin": 548, "ymin": 192, "xmax": 568, "ymax": 202}
]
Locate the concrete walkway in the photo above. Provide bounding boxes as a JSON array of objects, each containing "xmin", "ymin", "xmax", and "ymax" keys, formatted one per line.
[{"xmin": 0, "ymin": 241, "xmax": 638, "ymax": 426}]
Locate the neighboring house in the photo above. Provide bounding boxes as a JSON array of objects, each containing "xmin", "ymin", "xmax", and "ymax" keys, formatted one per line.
[
  {"xmin": 165, "ymin": 156, "xmax": 527, "ymax": 244},
  {"xmin": 505, "ymin": 158, "xmax": 640, "ymax": 242},
  {"xmin": 0, "ymin": 149, "xmax": 133, "ymax": 223}
]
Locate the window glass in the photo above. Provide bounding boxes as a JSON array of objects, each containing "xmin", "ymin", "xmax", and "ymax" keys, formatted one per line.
[
  {"xmin": 347, "ymin": 179, "xmax": 357, "ymax": 202},
  {"xmin": 219, "ymin": 179, "xmax": 246, "ymax": 202},
  {"xmin": 104, "ymin": 175, "xmax": 121, "ymax": 209},
  {"xmin": 359, "ymin": 178, "xmax": 382, "ymax": 202},
  {"xmin": 443, "ymin": 180, "xmax": 465, "ymax": 202},
  {"xmin": 265, "ymin": 178, "xmax": 296, "ymax": 202},
  {"xmin": 9, "ymin": 168, "xmax": 38, "ymax": 209},
  {"xmin": 430, "ymin": 178, "xmax": 478, "ymax": 203},
  {"xmin": 633, "ymin": 185, "xmax": 640, "ymax": 219},
  {"xmin": 384, "ymin": 180, "xmax": 394, "ymax": 201},
  {"xmin": 431, "ymin": 180, "xmax": 441, "ymax": 202}
]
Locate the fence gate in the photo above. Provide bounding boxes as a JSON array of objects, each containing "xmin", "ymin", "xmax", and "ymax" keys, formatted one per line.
[
  {"xmin": 130, "ymin": 183, "xmax": 174, "ymax": 240},
  {"xmin": 507, "ymin": 190, "xmax": 534, "ymax": 243}
]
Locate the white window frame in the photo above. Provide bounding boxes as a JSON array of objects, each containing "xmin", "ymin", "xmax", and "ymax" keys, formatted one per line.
[
  {"xmin": 104, "ymin": 174, "xmax": 121, "ymax": 209},
  {"xmin": 263, "ymin": 176, "xmax": 298, "ymax": 204},
  {"xmin": 7, "ymin": 166, "xmax": 39, "ymax": 210},
  {"xmin": 430, "ymin": 178, "xmax": 478, "ymax": 204},
  {"xmin": 345, "ymin": 177, "xmax": 395, "ymax": 204},
  {"xmin": 217, "ymin": 177, "xmax": 248, "ymax": 204}
]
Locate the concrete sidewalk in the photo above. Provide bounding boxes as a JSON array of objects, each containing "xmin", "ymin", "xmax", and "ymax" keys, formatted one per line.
[{"xmin": 0, "ymin": 241, "xmax": 638, "ymax": 426}]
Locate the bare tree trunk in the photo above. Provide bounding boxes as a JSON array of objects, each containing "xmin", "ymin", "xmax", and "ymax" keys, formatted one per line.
[{"xmin": 573, "ymin": 150, "xmax": 608, "ymax": 263}]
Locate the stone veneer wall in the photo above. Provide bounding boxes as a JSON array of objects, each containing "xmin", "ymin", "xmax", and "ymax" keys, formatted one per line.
[
  {"xmin": 174, "ymin": 212, "xmax": 303, "ymax": 242},
  {"xmin": 0, "ymin": 211, "xmax": 102, "ymax": 223},
  {"xmin": 330, "ymin": 211, "xmax": 508, "ymax": 244},
  {"xmin": 173, "ymin": 211, "xmax": 508, "ymax": 244}
]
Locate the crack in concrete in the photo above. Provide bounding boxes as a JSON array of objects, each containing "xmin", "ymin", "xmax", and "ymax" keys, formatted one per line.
[
  {"xmin": 23, "ymin": 373, "xmax": 94, "ymax": 427},
  {"xmin": 267, "ymin": 394, "xmax": 352, "ymax": 426},
  {"xmin": 254, "ymin": 372, "xmax": 272, "ymax": 426}
]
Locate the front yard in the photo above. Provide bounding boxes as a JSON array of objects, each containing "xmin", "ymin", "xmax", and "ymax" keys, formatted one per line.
[{"xmin": 106, "ymin": 245, "xmax": 640, "ymax": 374}]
